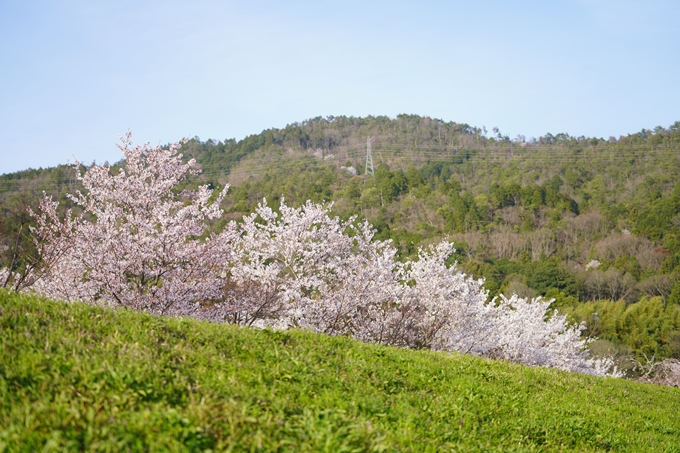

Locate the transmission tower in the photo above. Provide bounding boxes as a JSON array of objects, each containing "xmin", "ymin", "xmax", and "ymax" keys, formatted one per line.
[{"xmin": 365, "ymin": 137, "xmax": 374, "ymax": 176}]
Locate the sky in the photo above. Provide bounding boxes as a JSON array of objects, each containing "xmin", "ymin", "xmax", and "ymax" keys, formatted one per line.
[{"xmin": 1, "ymin": 0, "xmax": 679, "ymax": 174}]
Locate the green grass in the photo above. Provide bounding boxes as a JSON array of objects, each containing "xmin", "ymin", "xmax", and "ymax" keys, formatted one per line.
[{"xmin": 1, "ymin": 291, "xmax": 679, "ymax": 452}]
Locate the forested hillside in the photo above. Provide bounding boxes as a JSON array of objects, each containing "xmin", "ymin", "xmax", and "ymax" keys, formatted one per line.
[{"xmin": 2, "ymin": 114, "xmax": 680, "ymax": 371}]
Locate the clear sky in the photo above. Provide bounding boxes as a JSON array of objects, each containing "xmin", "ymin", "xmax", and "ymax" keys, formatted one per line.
[{"xmin": 1, "ymin": 0, "xmax": 678, "ymax": 174}]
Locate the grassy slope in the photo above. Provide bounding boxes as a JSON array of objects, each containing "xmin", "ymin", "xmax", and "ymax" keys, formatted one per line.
[{"xmin": 1, "ymin": 291, "xmax": 679, "ymax": 452}]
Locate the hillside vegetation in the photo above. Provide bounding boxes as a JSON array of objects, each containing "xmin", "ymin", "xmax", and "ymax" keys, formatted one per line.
[
  {"xmin": 2, "ymin": 115, "xmax": 680, "ymax": 370},
  {"xmin": 2, "ymin": 290, "xmax": 680, "ymax": 452}
]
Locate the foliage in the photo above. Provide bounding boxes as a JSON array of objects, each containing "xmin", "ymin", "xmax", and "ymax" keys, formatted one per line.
[
  {"xmin": 528, "ymin": 260, "xmax": 578, "ymax": 297},
  {"xmin": 4, "ymin": 117, "xmax": 680, "ymax": 371},
  {"xmin": 4, "ymin": 115, "xmax": 680, "ymax": 299},
  {"xmin": 2, "ymin": 291, "xmax": 680, "ymax": 452},
  {"xmin": 0, "ymin": 193, "xmax": 41, "ymax": 291},
  {"xmin": 563, "ymin": 297, "xmax": 680, "ymax": 361},
  {"xmin": 7, "ymin": 136, "xmax": 617, "ymax": 376}
]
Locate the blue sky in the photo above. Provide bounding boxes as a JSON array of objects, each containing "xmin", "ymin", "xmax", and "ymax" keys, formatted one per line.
[{"xmin": 1, "ymin": 0, "xmax": 678, "ymax": 174}]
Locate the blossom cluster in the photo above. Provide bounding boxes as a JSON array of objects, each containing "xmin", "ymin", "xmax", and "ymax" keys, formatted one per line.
[
  {"xmin": 27, "ymin": 133, "xmax": 237, "ymax": 316},
  {"xmin": 11, "ymin": 134, "xmax": 619, "ymax": 377}
]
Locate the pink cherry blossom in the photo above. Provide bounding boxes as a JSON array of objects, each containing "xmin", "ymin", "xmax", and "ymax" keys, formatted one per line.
[{"xmin": 28, "ymin": 132, "xmax": 237, "ymax": 316}]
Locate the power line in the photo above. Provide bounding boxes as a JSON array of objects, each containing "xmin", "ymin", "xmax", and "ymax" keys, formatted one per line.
[{"xmin": 1, "ymin": 143, "xmax": 678, "ymax": 192}]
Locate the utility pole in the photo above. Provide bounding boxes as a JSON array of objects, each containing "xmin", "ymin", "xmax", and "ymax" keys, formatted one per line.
[{"xmin": 365, "ymin": 137, "xmax": 374, "ymax": 177}]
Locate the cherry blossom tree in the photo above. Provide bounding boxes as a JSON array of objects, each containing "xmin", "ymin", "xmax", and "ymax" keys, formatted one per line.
[
  {"xmin": 394, "ymin": 242, "xmax": 493, "ymax": 351},
  {"xmin": 199, "ymin": 199, "xmax": 400, "ymax": 335},
  {"xmin": 197, "ymin": 200, "xmax": 618, "ymax": 376},
  {"xmin": 29, "ymin": 133, "xmax": 237, "ymax": 316},
  {"xmin": 388, "ymin": 242, "xmax": 618, "ymax": 376}
]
